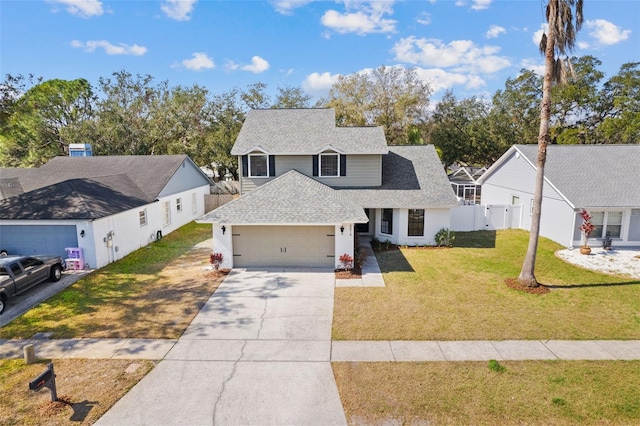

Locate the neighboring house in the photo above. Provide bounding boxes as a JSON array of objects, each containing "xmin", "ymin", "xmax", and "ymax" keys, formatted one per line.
[
  {"xmin": 197, "ymin": 108, "xmax": 458, "ymax": 269},
  {"xmin": 0, "ymin": 155, "xmax": 212, "ymax": 269},
  {"xmin": 448, "ymin": 166, "xmax": 485, "ymax": 204},
  {"xmin": 479, "ymin": 144, "xmax": 640, "ymax": 248}
]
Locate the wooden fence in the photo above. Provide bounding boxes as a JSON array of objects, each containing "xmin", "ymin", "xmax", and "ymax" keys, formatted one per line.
[{"xmin": 204, "ymin": 194, "xmax": 235, "ymax": 212}]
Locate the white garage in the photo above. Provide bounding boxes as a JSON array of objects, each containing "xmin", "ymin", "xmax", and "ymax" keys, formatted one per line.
[
  {"xmin": 197, "ymin": 171, "xmax": 368, "ymax": 270},
  {"xmin": 232, "ymin": 225, "xmax": 334, "ymax": 267}
]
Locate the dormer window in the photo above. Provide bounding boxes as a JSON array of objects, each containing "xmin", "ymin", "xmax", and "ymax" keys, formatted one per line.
[
  {"xmin": 320, "ymin": 153, "xmax": 339, "ymax": 177},
  {"xmin": 249, "ymin": 154, "xmax": 269, "ymax": 177}
]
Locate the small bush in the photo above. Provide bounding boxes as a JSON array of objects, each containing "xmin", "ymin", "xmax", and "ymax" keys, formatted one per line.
[
  {"xmin": 355, "ymin": 248, "xmax": 367, "ymax": 270},
  {"xmin": 339, "ymin": 253, "xmax": 354, "ymax": 271},
  {"xmin": 435, "ymin": 228, "xmax": 455, "ymax": 247},
  {"xmin": 488, "ymin": 359, "xmax": 506, "ymax": 373},
  {"xmin": 210, "ymin": 252, "xmax": 224, "ymax": 271}
]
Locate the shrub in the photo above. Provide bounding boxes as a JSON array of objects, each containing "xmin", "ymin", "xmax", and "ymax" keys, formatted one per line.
[
  {"xmin": 339, "ymin": 253, "xmax": 354, "ymax": 271},
  {"xmin": 435, "ymin": 228, "xmax": 455, "ymax": 247},
  {"xmin": 210, "ymin": 252, "xmax": 224, "ymax": 271},
  {"xmin": 355, "ymin": 248, "xmax": 367, "ymax": 270}
]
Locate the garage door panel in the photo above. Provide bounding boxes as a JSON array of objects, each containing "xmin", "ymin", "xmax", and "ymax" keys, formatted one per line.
[
  {"xmin": 233, "ymin": 226, "xmax": 334, "ymax": 268},
  {"xmin": 0, "ymin": 225, "xmax": 78, "ymax": 258}
]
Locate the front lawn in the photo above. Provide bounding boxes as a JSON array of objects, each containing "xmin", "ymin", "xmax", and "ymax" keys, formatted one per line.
[
  {"xmin": 333, "ymin": 229, "xmax": 640, "ymax": 340},
  {"xmin": 334, "ymin": 360, "xmax": 640, "ymax": 425},
  {"xmin": 0, "ymin": 222, "xmax": 221, "ymax": 339}
]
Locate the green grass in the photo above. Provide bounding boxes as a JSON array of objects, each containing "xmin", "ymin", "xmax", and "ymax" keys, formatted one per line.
[
  {"xmin": 333, "ymin": 229, "xmax": 640, "ymax": 340},
  {"xmin": 0, "ymin": 222, "xmax": 215, "ymax": 339},
  {"xmin": 333, "ymin": 360, "xmax": 640, "ymax": 425}
]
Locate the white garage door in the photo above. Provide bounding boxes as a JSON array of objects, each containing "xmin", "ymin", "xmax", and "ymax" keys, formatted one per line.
[{"xmin": 232, "ymin": 226, "xmax": 334, "ymax": 267}]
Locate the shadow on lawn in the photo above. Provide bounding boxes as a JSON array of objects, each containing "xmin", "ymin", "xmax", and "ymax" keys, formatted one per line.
[
  {"xmin": 374, "ymin": 249, "xmax": 414, "ymax": 273},
  {"xmin": 544, "ymin": 280, "xmax": 640, "ymax": 289},
  {"xmin": 454, "ymin": 230, "xmax": 497, "ymax": 248}
]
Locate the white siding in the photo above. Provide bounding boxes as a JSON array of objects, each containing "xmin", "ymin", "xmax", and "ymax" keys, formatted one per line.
[{"xmin": 371, "ymin": 208, "xmax": 451, "ymax": 246}]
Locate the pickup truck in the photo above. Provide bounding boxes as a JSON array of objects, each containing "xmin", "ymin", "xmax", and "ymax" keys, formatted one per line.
[{"xmin": 0, "ymin": 255, "xmax": 64, "ymax": 314}]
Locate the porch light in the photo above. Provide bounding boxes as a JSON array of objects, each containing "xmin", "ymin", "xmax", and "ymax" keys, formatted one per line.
[
  {"xmin": 340, "ymin": 225, "xmax": 344, "ymax": 235},
  {"xmin": 221, "ymin": 225, "xmax": 226, "ymax": 235},
  {"xmin": 80, "ymin": 230, "xmax": 85, "ymax": 238}
]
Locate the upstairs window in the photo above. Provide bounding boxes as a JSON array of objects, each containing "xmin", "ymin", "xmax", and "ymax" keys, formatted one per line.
[
  {"xmin": 320, "ymin": 153, "xmax": 339, "ymax": 177},
  {"xmin": 249, "ymin": 154, "xmax": 268, "ymax": 177},
  {"xmin": 242, "ymin": 154, "xmax": 275, "ymax": 178}
]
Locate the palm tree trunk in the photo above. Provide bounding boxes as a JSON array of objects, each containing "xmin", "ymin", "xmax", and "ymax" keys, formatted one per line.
[{"xmin": 518, "ymin": 5, "xmax": 556, "ymax": 288}]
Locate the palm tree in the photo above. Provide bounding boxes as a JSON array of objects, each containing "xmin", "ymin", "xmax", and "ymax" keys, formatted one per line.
[{"xmin": 518, "ymin": 0, "xmax": 583, "ymax": 287}]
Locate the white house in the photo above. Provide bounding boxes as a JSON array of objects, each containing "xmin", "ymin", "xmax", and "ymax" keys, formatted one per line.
[
  {"xmin": 479, "ymin": 144, "xmax": 640, "ymax": 248},
  {"xmin": 0, "ymin": 155, "xmax": 212, "ymax": 268},
  {"xmin": 197, "ymin": 108, "xmax": 458, "ymax": 269}
]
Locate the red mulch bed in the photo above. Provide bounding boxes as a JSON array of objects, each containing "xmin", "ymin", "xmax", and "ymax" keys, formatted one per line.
[
  {"xmin": 505, "ymin": 278, "xmax": 550, "ymax": 294},
  {"xmin": 335, "ymin": 267, "xmax": 362, "ymax": 279},
  {"xmin": 205, "ymin": 269, "xmax": 231, "ymax": 279}
]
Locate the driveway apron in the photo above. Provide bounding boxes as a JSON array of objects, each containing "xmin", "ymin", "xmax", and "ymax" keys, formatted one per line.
[{"xmin": 96, "ymin": 268, "xmax": 347, "ymax": 426}]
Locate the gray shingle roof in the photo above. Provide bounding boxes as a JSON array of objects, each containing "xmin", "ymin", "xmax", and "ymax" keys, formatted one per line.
[
  {"xmin": 337, "ymin": 145, "xmax": 459, "ymax": 208},
  {"xmin": 230, "ymin": 108, "xmax": 389, "ymax": 155},
  {"xmin": 198, "ymin": 170, "xmax": 368, "ymax": 224},
  {"xmin": 0, "ymin": 175, "xmax": 149, "ymax": 220},
  {"xmin": 0, "ymin": 155, "xmax": 209, "ymax": 220},
  {"xmin": 515, "ymin": 144, "xmax": 640, "ymax": 208}
]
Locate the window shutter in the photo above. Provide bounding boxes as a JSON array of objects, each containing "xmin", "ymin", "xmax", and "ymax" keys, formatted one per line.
[
  {"xmin": 269, "ymin": 155, "xmax": 276, "ymax": 177},
  {"xmin": 340, "ymin": 154, "xmax": 347, "ymax": 176},
  {"xmin": 241, "ymin": 155, "xmax": 248, "ymax": 177},
  {"xmin": 312, "ymin": 155, "xmax": 318, "ymax": 176}
]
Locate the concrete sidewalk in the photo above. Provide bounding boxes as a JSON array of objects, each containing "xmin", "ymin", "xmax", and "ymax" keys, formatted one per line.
[{"xmin": 3, "ymin": 338, "xmax": 640, "ymax": 362}]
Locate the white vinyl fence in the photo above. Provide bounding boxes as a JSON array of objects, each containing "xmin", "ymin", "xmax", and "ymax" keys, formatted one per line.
[{"xmin": 451, "ymin": 204, "xmax": 523, "ymax": 232}]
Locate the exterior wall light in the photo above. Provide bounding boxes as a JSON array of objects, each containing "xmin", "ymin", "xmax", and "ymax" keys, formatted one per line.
[
  {"xmin": 221, "ymin": 225, "xmax": 226, "ymax": 235},
  {"xmin": 340, "ymin": 225, "xmax": 344, "ymax": 235}
]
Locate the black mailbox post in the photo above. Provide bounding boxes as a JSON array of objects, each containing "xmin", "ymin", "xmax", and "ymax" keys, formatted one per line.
[{"xmin": 29, "ymin": 362, "xmax": 57, "ymax": 402}]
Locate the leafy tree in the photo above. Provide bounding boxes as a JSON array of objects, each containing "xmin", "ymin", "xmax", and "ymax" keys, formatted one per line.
[
  {"xmin": 595, "ymin": 62, "xmax": 640, "ymax": 144},
  {"xmin": 241, "ymin": 82, "xmax": 271, "ymax": 110},
  {"xmin": 519, "ymin": 0, "xmax": 583, "ymax": 288},
  {"xmin": 324, "ymin": 65, "xmax": 431, "ymax": 145},
  {"xmin": 430, "ymin": 91, "xmax": 507, "ymax": 168},
  {"xmin": 0, "ymin": 77, "xmax": 95, "ymax": 167},
  {"xmin": 273, "ymin": 85, "xmax": 311, "ymax": 109}
]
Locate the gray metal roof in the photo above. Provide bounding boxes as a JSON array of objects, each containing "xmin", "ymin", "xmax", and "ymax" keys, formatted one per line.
[
  {"xmin": 197, "ymin": 170, "xmax": 368, "ymax": 225},
  {"xmin": 230, "ymin": 108, "xmax": 389, "ymax": 155},
  {"xmin": 338, "ymin": 145, "xmax": 459, "ymax": 208},
  {"xmin": 515, "ymin": 144, "xmax": 640, "ymax": 208}
]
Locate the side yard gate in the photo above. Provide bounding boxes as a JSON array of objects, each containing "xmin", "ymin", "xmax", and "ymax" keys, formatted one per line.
[{"xmin": 451, "ymin": 204, "xmax": 523, "ymax": 232}]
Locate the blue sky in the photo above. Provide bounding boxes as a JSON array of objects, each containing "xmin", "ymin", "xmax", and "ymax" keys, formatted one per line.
[{"xmin": 2, "ymin": 0, "xmax": 638, "ymax": 102}]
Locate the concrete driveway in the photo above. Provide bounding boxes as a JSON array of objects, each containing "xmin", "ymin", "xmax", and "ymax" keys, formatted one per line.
[{"xmin": 96, "ymin": 268, "xmax": 347, "ymax": 426}]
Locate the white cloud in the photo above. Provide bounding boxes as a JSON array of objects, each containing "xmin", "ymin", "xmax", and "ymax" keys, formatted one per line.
[
  {"xmin": 224, "ymin": 60, "xmax": 240, "ymax": 71},
  {"xmin": 520, "ymin": 58, "xmax": 545, "ymax": 76},
  {"xmin": 392, "ymin": 36, "xmax": 510, "ymax": 74},
  {"xmin": 455, "ymin": 0, "xmax": 491, "ymax": 10},
  {"xmin": 486, "ymin": 25, "xmax": 505, "ymax": 39},
  {"xmin": 321, "ymin": 1, "xmax": 397, "ymax": 35},
  {"xmin": 161, "ymin": 0, "xmax": 197, "ymax": 21},
  {"xmin": 270, "ymin": 0, "xmax": 313, "ymax": 15},
  {"xmin": 416, "ymin": 12, "xmax": 431, "ymax": 26},
  {"xmin": 586, "ymin": 19, "xmax": 631, "ymax": 46},
  {"xmin": 240, "ymin": 56, "xmax": 270, "ymax": 74},
  {"xmin": 71, "ymin": 40, "xmax": 147, "ymax": 56},
  {"xmin": 471, "ymin": 0, "xmax": 491, "ymax": 10},
  {"xmin": 302, "ymin": 71, "xmax": 341, "ymax": 95},
  {"xmin": 577, "ymin": 41, "xmax": 590, "ymax": 49},
  {"xmin": 532, "ymin": 24, "xmax": 546, "ymax": 47},
  {"xmin": 47, "ymin": 0, "xmax": 103, "ymax": 18},
  {"xmin": 414, "ymin": 68, "xmax": 485, "ymax": 93},
  {"xmin": 180, "ymin": 52, "xmax": 214, "ymax": 70}
]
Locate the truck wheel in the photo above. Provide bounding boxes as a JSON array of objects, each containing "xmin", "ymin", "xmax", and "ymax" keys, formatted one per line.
[
  {"xmin": 0, "ymin": 295, "xmax": 6, "ymax": 314},
  {"xmin": 50, "ymin": 265, "xmax": 63, "ymax": 282}
]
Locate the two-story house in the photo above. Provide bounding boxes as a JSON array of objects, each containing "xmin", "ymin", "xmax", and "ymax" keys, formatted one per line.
[{"xmin": 198, "ymin": 108, "xmax": 458, "ymax": 269}]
